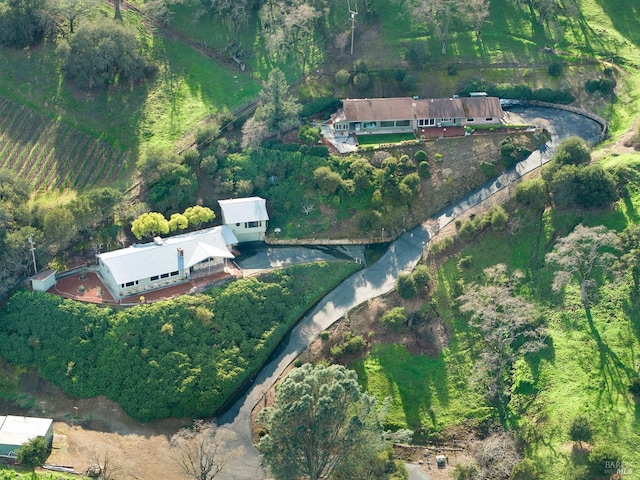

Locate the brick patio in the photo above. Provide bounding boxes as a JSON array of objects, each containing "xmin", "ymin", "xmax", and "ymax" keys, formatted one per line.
[{"xmin": 50, "ymin": 264, "xmax": 243, "ymax": 306}]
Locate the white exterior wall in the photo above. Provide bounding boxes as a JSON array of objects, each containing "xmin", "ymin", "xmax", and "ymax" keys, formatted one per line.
[{"xmin": 228, "ymin": 221, "xmax": 267, "ymax": 242}]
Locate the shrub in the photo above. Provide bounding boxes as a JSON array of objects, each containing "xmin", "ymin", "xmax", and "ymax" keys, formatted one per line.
[
  {"xmin": 569, "ymin": 416, "xmax": 593, "ymax": 445},
  {"xmin": 354, "ymin": 59, "xmax": 368, "ymax": 74},
  {"xmin": 548, "ymin": 62, "xmax": 562, "ymax": 77},
  {"xmin": 515, "ymin": 178, "xmax": 548, "ymax": 210},
  {"xmin": 335, "ymin": 69, "xmax": 351, "ymax": 86},
  {"xmin": 401, "ymin": 75, "xmax": 417, "ymax": 93},
  {"xmin": 380, "ymin": 307, "xmax": 407, "ymax": 329},
  {"xmin": 298, "ymin": 124, "xmax": 321, "ymax": 144},
  {"xmin": 200, "ymin": 155, "xmax": 218, "ymax": 175},
  {"xmin": 588, "ymin": 445, "xmax": 622, "ymax": 477},
  {"xmin": 585, "ymin": 79, "xmax": 601, "ymax": 93},
  {"xmin": 394, "ymin": 68, "xmax": 406, "ymax": 82},
  {"xmin": 414, "ymin": 150, "xmax": 428, "ymax": 162},
  {"xmin": 354, "ymin": 73, "xmax": 371, "ymax": 91},
  {"xmin": 343, "ymin": 334, "xmax": 365, "ymax": 354},
  {"xmin": 412, "ymin": 265, "xmax": 430, "ymax": 288},
  {"xmin": 301, "ymin": 96, "xmax": 341, "ymax": 118},
  {"xmin": 406, "ymin": 41, "xmax": 429, "ymax": 67},
  {"xmin": 314, "ymin": 166, "xmax": 343, "ymax": 195},
  {"xmin": 490, "ymin": 205, "xmax": 508, "ymax": 230},
  {"xmin": 396, "ymin": 273, "xmax": 417, "ymax": 298},
  {"xmin": 598, "ymin": 77, "xmax": 616, "ymax": 94},
  {"xmin": 457, "ymin": 255, "xmax": 472, "ymax": 269},
  {"xmin": 418, "ymin": 161, "xmax": 431, "ymax": 178},
  {"xmin": 195, "ymin": 123, "xmax": 221, "ymax": 149},
  {"xmin": 448, "ymin": 65, "xmax": 458, "ymax": 76},
  {"xmin": 320, "ymin": 330, "xmax": 330, "ymax": 341}
]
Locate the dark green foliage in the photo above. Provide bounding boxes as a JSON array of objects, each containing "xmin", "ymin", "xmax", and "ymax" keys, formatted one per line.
[
  {"xmin": 406, "ymin": 41, "xmax": 429, "ymax": 67},
  {"xmin": 258, "ymin": 364, "xmax": 389, "ymax": 480},
  {"xmin": 553, "ymin": 137, "xmax": 591, "ymax": 166},
  {"xmin": 16, "ymin": 436, "xmax": 49, "ymax": 470},
  {"xmin": 588, "ymin": 445, "xmax": 622, "ymax": 477},
  {"xmin": 548, "ymin": 62, "xmax": 562, "ymax": 77},
  {"xmin": 195, "ymin": 123, "xmax": 221, "ymax": 150},
  {"xmin": 0, "ymin": 262, "xmax": 358, "ymax": 421},
  {"xmin": 335, "ymin": 69, "xmax": 351, "ymax": 86},
  {"xmin": 396, "ymin": 273, "xmax": 417, "ymax": 298},
  {"xmin": 490, "ymin": 204, "xmax": 508, "ymax": 230},
  {"xmin": 414, "ymin": 150, "xmax": 428, "ymax": 162},
  {"xmin": 447, "ymin": 64, "xmax": 458, "ymax": 76},
  {"xmin": 412, "ymin": 265, "xmax": 430, "ymax": 288},
  {"xmin": 569, "ymin": 416, "xmax": 593, "ymax": 445},
  {"xmin": 353, "ymin": 59, "xmax": 368, "ymax": 74},
  {"xmin": 458, "ymin": 80, "xmax": 575, "ymax": 104},
  {"xmin": 307, "ymin": 146, "xmax": 330, "ymax": 157},
  {"xmin": 300, "ymin": 96, "xmax": 341, "ymax": 118},
  {"xmin": 418, "ymin": 161, "xmax": 431, "ymax": 178},
  {"xmin": 354, "ymin": 72, "xmax": 371, "ymax": 91},
  {"xmin": 60, "ymin": 20, "xmax": 153, "ymax": 90},
  {"xmin": 629, "ymin": 377, "xmax": 640, "ymax": 398},
  {"xmin": 510, "ymin": 459, "xmax": 539, "ymax": 480},
  {"xmin": 585, "ymin": 78, "xmax": 617, "ymax": 95},
  {"xmin": 200, "ymin": 155, "xmax": 218, "ymax": 176},
  {"xmin": 0, "ymin": 0, "xmax": 51, "ymax": 48},
  {"xmin": 548, "ymin": 164, "xmax": 617, "ymax": 209},
  {"xmin": 380, "ymin": 307, "xmax": 407, "ymax": 329},
  {"xmin": 401, "ymin": 75, "xmax": 417, "ymax": 93},
  {"xmin": 515, "ymin": 178, "xmax": 549, "ymax": 210},
  {"xmin": 137, "ymin": 149, "xmax": 197, "ymax": 214}
]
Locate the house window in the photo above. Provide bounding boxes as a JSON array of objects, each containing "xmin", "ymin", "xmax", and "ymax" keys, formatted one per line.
[
  {"xmin": 170, "ymin": 271, "xmax": 179, "ymax": 276},
  {"xmin": 485, "ymin": 117, "xmax": 493, "ymax": 121},
  {"xmin": 246, "ymin": 221, "xmax": 260, "ymax": 228},
  {"xmin": 429, "ymin": 118, "xmax": 435, "ymax": 126},
  {"xmin": 467, "ymin": 118, "xmax": 474, "ymax": 122},
  {"xmin": 381, "ymin": 120, "xmax": 395, "ymax": 128},
  {"xmin": 236, "ymin": 222, "xmax": 241, "ymax": 227},
  {"xmin": 125, "ymin": 281, "xmax": 135, "ymax": 287},
  {"xmin": 396, "ymin": 120, "xmax": 411, "ymax": 127},
  {"xmin": 150, "ymin": 275, "xmax": 159, "ymax": 281},
  {"xmin": 160, "ymin": 273, "xmax": 169, "ymax": 279}
]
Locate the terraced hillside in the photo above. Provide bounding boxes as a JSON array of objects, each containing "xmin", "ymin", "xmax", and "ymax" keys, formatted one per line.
[{"xmin": 0, "ymin": 96, "xmax": 129, "ymax": 193}]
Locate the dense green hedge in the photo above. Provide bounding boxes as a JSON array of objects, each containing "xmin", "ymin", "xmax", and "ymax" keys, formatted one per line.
[{"xmin": 0, "ymin": 261, "xmax": 360, "ymax": 421}]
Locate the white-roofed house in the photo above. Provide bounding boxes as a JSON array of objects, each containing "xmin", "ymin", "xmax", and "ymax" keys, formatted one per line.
[
  {"xmin": 96, "ymin": 225, "xmax": 238, "ymax": 299},
  {"xmin": 218, "ymin": 197, "xmax": 269, "ymax": 243},
  {"xmin": 0, "ymin": 415, "xmax": 53, "ymax": 459}
]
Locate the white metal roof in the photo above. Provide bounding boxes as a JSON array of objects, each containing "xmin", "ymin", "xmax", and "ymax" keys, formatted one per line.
[
  {"xmin": 97, "ymin": 225, "xmax": 237, "ymax": 285},
  {"xmin": 218, "ymin": 197, "xmax": 269, "ymax": 224},
  {"xmin": 0, "ymin": 415, "xmax": 53, "ymax": 448}
]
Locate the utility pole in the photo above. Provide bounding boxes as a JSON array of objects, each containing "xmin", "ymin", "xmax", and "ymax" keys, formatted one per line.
[
  {"xmin": 348, "ymin": 0, "xmax": 357, "ymax": 55},
  {"xmin": 28, "ymin": 236, "xmax": 37, "ymax": 275}
]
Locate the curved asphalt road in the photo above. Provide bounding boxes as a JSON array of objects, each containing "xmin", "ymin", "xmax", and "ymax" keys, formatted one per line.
[{"xmin": 213, "ymin": 106, "xmax": 604, "ymax": 480}]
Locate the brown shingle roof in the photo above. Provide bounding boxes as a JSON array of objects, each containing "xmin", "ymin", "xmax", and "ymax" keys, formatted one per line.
[{"xmin": 341, "ymin": 97, "xmax": 503, "ymax": 122}]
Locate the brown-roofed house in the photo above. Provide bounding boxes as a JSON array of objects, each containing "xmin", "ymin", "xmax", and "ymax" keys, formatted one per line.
[{"xmin": 331, "ymin": 96, "xmax": 504, "ymax": 135}]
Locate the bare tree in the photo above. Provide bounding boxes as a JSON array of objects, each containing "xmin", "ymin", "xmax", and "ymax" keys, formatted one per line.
[
  {"xmin": 545, "ymin": 224, "xmax": 619, "ymax": 314},
  {"xmin": 462, "ymin": 0, "xmax": 490, "ymax": 42},
  {"xmin": 458, "ymin": 264, "xmax": 546, "ymax": 406},
  {"xmin": 87, "ymin": 450, "xmax": 121, "ymax": 480},
  {"xmin": 411, "ymin": 0, "xmax": 463, "ymax": 55},
  {"xmin": 301, "ymin": 199, "xmax": 315, "ymax": 215},
  {"xmin": 471, "ymin": 431, "xmax": 521, "ymax": 480},
  {"xmin": 170, "ymin": 420, "xmax": 242, "ymax": 480}
]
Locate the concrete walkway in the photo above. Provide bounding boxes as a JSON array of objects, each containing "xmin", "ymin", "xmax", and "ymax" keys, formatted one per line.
[{"xmin": 212, "ymin": 106, "xmax": 604, "ymax": 480}]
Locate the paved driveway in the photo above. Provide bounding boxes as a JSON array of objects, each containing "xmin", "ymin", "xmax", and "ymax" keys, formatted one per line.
[{"xmin": 212, "ymin": 105, "xmax": 605, "ymax": 480}]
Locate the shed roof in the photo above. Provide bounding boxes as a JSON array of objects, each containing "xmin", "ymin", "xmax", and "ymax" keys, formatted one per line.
[
  {"xmin": 97, "ymin": 225, "xmax": 236, "ymax": 285},
  {"xmin": 0, "ymin": 415, "xmax": 53, "ymax": 448},
  {"xmin": 218, "ymin": 197, "xmax": 269, "ymax": 224},
  {"xmin": 30, "ymin": 269, "xmax": 56, "ymax": 281},
  {"xmin": 340, "ymin": 96, "xmax": 503, "ymax": 122}
]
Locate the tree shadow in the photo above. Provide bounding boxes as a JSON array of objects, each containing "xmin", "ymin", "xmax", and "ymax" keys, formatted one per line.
[{"xmin": 585, "ymin": 308, "xmax": 637, "ymax": 407}]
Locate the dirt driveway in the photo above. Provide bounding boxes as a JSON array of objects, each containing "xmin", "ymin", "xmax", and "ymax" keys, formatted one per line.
[{"xmin": 4, "ymin": 373, "xmax": 190, "ymax": 479}]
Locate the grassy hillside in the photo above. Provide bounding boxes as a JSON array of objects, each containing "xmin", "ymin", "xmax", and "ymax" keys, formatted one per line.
[
  {"xmin": 0, "ymin": 0, "xmax": 638, "ymax": 203},
  {"xmin": 353, "ymin": 154, "xmax": 640, "ymax": 478}
]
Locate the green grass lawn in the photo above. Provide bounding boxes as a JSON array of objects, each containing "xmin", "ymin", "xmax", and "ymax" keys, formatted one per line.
[
  {"xmin": 353, "ymin": 161, "xmax": 640, "ymax": 477},
  {"xmin": 357, "ymin": 133, "xmax": 418, "ymax": 147}
]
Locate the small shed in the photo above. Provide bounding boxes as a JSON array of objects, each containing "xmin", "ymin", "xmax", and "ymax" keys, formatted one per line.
[
  {"xmin": 0, "ymin": 415, "xmax": 54, "ymax": 459},
  {"xmin": 30, "ymin": 269, "xmax": 57, "ymax": 293}
]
